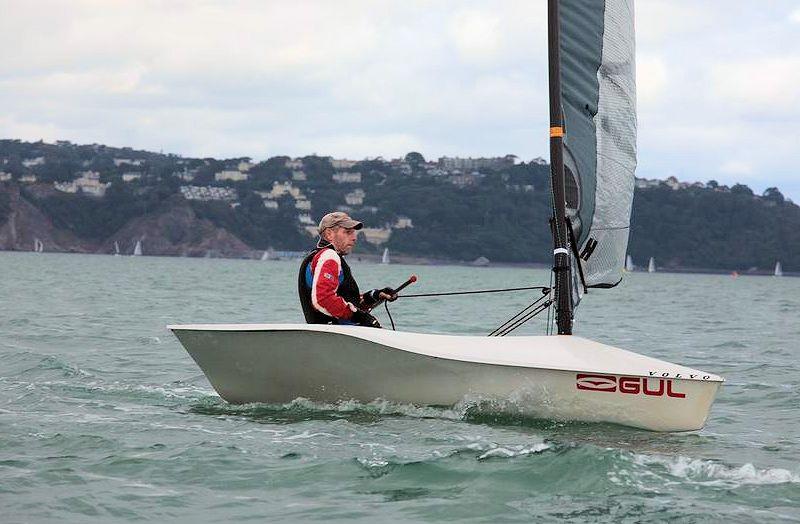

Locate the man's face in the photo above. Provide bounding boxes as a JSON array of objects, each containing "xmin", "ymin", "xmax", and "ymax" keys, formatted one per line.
[{"xmin": 324, "ymin": 226, "xmax": 358, "ymax": 254}]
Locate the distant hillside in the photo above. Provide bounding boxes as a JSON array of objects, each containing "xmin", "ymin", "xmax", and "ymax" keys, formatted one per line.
[{"xmin": 0, "ymin": 138, "xmax": 797, "ymax": 272}]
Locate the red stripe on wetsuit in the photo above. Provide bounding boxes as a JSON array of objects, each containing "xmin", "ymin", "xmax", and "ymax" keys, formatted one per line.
[{"xmin": 309, "ymin": 248, "xmax": 355, "ymax": 320}]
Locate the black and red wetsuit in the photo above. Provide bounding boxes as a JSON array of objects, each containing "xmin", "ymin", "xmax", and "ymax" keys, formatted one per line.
[{"xmin": 298, "ymin": 247, "xmax": 363, "ymax": 324}]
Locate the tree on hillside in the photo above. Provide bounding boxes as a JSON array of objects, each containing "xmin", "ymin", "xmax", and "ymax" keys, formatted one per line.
[
  {"xmin": 763, "ymin": 187, "xmax": 785, "ymax": 205},
  {"xmin": 404, "ymin": 152, "xmax": 425, "ymax": 166}
]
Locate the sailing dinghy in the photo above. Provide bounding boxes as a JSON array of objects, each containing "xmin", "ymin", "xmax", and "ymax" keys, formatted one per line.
[{"xmin": 169, "ymin": 0, "xmax": 723, "ymax": 431}]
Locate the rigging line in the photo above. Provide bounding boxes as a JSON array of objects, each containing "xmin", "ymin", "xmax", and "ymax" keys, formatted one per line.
[
  {"xmin": 399, "ymin": 285, "xmax": 549, "ymax": 298},
  {"xmin": 493, "ymin": 301, "xmax": 552, "ymax": 337},
  {"xmin": 546, "ymin": 268, "xmax": 555, "ymax": 335},
  {"xmin": 384, "ymin": 301, "xmax": 396, "ymax": 331},
  {"xmin": 488, "ymin": 293, "xmax": 550, "ymax": 336},
  {"xmin": 492, "ymin": 304, "xmax": 550, "ymax": 337}
]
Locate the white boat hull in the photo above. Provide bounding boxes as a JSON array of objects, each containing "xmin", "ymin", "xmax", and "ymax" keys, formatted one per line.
[{"xmin": 168, "ymin": 324, "xmax": 723, "ymax": 432}]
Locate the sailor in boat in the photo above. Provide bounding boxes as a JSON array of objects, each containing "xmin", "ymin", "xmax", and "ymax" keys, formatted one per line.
[{"xmin": 298, "ymin": 212, "xmax": 397, "ymax": 328}]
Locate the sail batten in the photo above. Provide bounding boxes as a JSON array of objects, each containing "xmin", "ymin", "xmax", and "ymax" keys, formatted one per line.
[{"xmin": 558, "ymin": 0, "xmax": 637, "ymax": 290}]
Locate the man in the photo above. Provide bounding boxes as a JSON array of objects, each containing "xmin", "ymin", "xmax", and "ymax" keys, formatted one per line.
[{"xmin": 298, "ymin": 212, "xmax": 397, "ymax": 327}]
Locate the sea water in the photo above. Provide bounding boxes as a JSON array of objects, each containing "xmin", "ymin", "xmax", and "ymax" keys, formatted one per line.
[{"xmin": 1, "ymin": 252, "xmax": 798, "ymax": 522}]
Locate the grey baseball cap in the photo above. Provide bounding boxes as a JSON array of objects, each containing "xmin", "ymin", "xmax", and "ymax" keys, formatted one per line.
[{"xmin": 318, "ymin": 212, "xmax": 363, "ymax": 234}]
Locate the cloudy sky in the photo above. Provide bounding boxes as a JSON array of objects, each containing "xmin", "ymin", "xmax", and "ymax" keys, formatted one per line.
[{"xmin": 1, "ymin": 1, "xmax": 798, "ymax": 200}]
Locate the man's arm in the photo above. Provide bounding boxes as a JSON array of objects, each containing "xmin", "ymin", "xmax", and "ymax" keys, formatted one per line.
[{"xmin": 310, "ymin": 249, "xmax": 355, "ymax": 320}]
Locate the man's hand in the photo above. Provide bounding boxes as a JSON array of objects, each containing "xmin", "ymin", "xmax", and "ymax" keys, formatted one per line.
[
  {"xmin": 377, "ymin": 287, "xmax": 398, "ymax": 302},
  {"xmin": 362, "ymin": 287, "xmax": 397, "ymax": 310},
  {"xmin": 351, "ymin": 309, "xmax": 382, "ymax": 328}
]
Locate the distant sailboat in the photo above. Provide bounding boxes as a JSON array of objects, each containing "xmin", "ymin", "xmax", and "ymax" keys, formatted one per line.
[
  {"xmin": 133, "ymin": 239, "xmax": 143, "ymax": 256},
  {"xmin": 648, "ymin": 257, "xmax": 656, "ymax": 273},
  {"xmin": 381, "ymin": 248, "xmax": 390, "ymax": 265},
  {"xmin": 624, "ymin": 254, "xmax": 635, "ymax": 272},
  {"xmin": 33, "ymin": 238, "xmax": 44, "ymax": 253},
  {"xmin": 114, "ymin": 241, "xmax": 121, "ymax": 256},
  {"xmin": 774, "ymin": 261, "xmax": 783, "ymax": 277},
  {"xmin": 261, "ymin": 250, "xmax": 271, "ymax": 261}
]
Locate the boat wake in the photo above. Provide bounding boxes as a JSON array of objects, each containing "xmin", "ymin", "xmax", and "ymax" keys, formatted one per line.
[{"xmin": 625, "ymin": 453, "xmax": 800, "ymax": 487}]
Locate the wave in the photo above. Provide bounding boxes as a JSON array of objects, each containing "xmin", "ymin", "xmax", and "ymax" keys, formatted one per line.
[{"xmin": 619, "ymin": 453, "xmax": 800, "ymax": 488}]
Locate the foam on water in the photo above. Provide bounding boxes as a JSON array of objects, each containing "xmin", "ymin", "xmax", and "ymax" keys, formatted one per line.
[{"xmin": 632, "ymin": 454, "xmax": 800, "ymax": 487}]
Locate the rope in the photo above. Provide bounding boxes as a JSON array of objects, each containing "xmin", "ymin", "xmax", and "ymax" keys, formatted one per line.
[
  {"xmin": 398, "ymin": 285, "xmax": 549, "ymax": 298},
  {"xmin": 384, "ymin": 301, "xmax": 396, "ymax": 331},
  {"xmin": 488, "ymin": 291, "xmax": 552, "ymax": 336},
  {"xmin": 382, "ymin": 285, "xmax": 552, "ymax": 333}
]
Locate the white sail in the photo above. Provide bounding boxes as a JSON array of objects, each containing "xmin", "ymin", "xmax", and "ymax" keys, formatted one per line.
[
  {"xmin": 774, "ymin": 261, "xmax": 783, "ymax": 277},
  {"xmin": 33, "ymin": 238, "xmax": 44, "ymax": 253},
  {"xmin": 133, "ymin": 240, "xmax": 143, "ymax": 256},
  {"xmin": 114, "ymin": 241, "xmax": 120, "ymax": 256},
  {"xmin": 381, "ymin": 248, "xmax": 390, "ymax": 265},
  {"xmin": 648, "ymin": 257, "xmax": 656, "ymax": 273},
  {"xmin": 625, "ymin": 254, "xmax": 634, "ymax": 272},
  {"xmin": 559, "ymin": 0, "xmax": 637, "ymax": 288},
  {"xmin": 261, "ymin": 250, "xmax": 270, "ymax": 261}
]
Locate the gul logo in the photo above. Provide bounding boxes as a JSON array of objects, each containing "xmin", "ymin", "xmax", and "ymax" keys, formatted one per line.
[
  {"xmin": 576, "ymin": 374, "xmax": 616, "ymax": 392},
  {"xmin": 576, "ymin": 373, "xmax": 686, "ymax": 398}
]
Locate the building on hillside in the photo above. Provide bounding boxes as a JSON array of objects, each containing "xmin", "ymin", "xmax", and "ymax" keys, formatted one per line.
[
  {"xmin": 345, "ymin": 189, "xmax": 365, "ymax": 206},
  {"xmin": 332, "ymin": 172, "xmax": 361, "ymax": 184},
  {"xmin": 449, "ymin": 173, "xmax": 480, "ymax": 187},
  {"xmin": 237, "ymin": 161, "xmax": 253, "ymax": 172},
  {"xmin": 634, "ymin": 177, "xmax": 661, "ymax": 189},
  {"xmin": 215, "ymin": 170, "xmax": 249, "ymax": 182},
  {"xmin": 530, "ymin": 157, "xmax": 548, "ymax": 165},
  {"xmin": 285, "ymin": 158, "xmax": 304, "ymax": 170},
  {"xmin": 360, "ymin": 227, "xmax": 391, "ymax": 246},
  {"xmin": 268, "ymin": 181, "xmax": 304, "ymax": 199},
  {"xmin": 54, "ymin": 171, "xmax": 108, "ymax": 196},
  {"xmin": 180, "ymin": 185, "xmax": 237, "ymax": 201},
  {"xmin": 22, "ymin": 157, "xmax": 45, "ymax": 168},
  {"xmin": 426, "ymin": 167, "xmax": 447, "ymax": 177},
  {"xmin": 291, "ymin": 171, "xmax": 307, "ymax": 181},
  {"xmin": 302, "ymin": 225, "xmax": 319, "ymax": 237},
  {"xmin": 20, "ymin": 174, "xmax": 38, "ymax": 184},
  {"xmin": 295, "ymin": 199, "xmax": 311, "ymax": 210},
  {"xmin": 113, "ymin": 158, "xmax": 144, "ymax": 167},
  {"xmin": 394, "ymin": 216, "xmax": 413, "ymax": 229},
  {"xmin": 176, "ymin": 170, "xmax": 197, "ymax": 181},
  {"xmin": 0, "ymin": 172, "xmax": 11, "ymax": 181},
  {"xmin": 263, "ymin": 200, "xmax": 278, "ymax": 210},
  {"xmin": 438, "ymin": 155, "xmax": 516, "ymax": 171},
  {"xmin": 122, "ymin": 172, "xmax": 142, "ymax": 182},
  {"xmin": 330, "ymin": 158, "xmax": 357, "ymax": 170},
  {"xmin": 298, "ymin": 213, "xmax": 314, "ymax": 225}
]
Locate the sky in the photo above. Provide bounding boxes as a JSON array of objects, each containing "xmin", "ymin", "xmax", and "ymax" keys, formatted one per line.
[{"xmin": 1, "ymin": 0, "xmax": 798, "ymax": 200}]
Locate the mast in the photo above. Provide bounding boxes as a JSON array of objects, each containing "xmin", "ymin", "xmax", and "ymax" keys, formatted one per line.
[{"xmin": 547, "ymin": 0, "xmax": 573, "ymax": 335}]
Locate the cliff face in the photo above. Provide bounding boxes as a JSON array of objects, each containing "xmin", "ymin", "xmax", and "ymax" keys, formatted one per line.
[
  {"xmin": 0, "ymin": 185, "xmax": 94, "ymax": 252},
  {"xmin": 100, "ymin": 198, "xmax": 251, "ymax": 257},
  {"xmin": 0, "ymin": 184, "xmax": 252, "ymax": 257}
]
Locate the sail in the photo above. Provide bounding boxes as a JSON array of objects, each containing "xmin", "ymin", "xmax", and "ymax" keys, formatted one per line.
[
  {"xmin": 625, "ymin": 254, "xmax": 634, "ymax": 272},
  {"xmin": 558, "ymin": 0, "xmax": 637, "ymax": 288}
]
